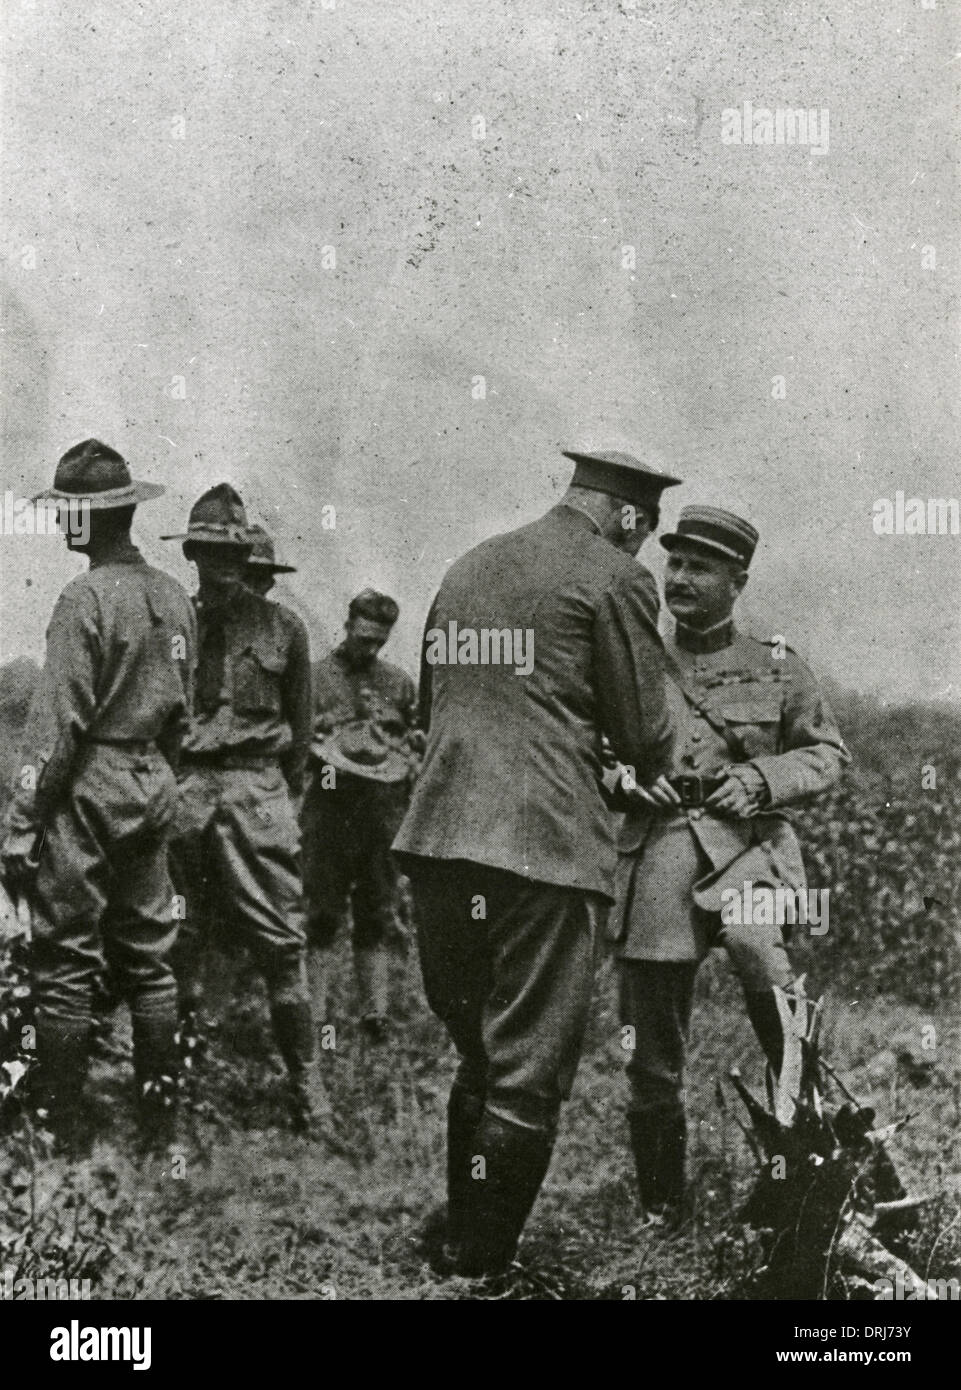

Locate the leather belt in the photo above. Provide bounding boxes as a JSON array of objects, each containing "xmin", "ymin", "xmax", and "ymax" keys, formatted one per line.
[
  {"xmin": 668, "ymin": 774, "xmax": 725, "ymax": 808},
  {"xmin": 182, "ymin": 751, "xmax": 279, "ymax": 771},
  {"xmin": 88, "ymin": 737, "xmax": 158, "ymax": 753}
]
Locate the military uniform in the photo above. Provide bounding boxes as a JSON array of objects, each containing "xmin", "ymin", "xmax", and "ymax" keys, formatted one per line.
[
  {"xmin": 171, "ymin": 587, "xmax": 313, "ymax": 1010},
  {"xmin": 300, "ymin": 643, "xmax": 417, "ymax": 1020},
  {"xmin": 613, "ymin": 506, "xmax": 849, "ymax": 1213},
  {"xmin": 395, "ymin": 449, "xmax": 679, "ymax": 1276},
  {"xmin": 164, "ymin": 488, "xmax": 321, "ymax": 1131},
  {"xmin": 1, "ymin": 441, "xmax": 195, "ymax": 1148}
]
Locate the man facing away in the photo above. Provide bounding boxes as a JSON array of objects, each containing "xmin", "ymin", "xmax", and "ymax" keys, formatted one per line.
[
  {"xmin": 612, "ymin": 505, "xmax": 849, "ymax": 1221},
  {"xmin": 300, "ymin": 589, "xmax": 420, "ymax": 1041},
  {"xmin": 0, "ymin": 439, "xmax": 196, "ymax": 1152},
  {"xmin": 162, "ymin": 486, "xmax": 325, "ymax": 1134},
  {"xmin": 394, "ymin": 448, "xmax": 680, "ymax": 1279}
]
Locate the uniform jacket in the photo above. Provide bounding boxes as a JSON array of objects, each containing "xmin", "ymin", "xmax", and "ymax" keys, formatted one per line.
[
  {"xmin": 393, "ymin": 504, "xmax": 674, "ymax": 899},
  {"xmin": 618, "ymin": 623, "xmax": 849, "ymax": 901},
  {"xmin": 182, "ymin": 585, "xmax": 312, "ymax": 794},
  {"xmin": 312, "ymin": 644, "xmax": 417, "ymax": 747},
  {"xmin": 6, "ymin": 540, "xmax": 196, "ymax": 835}
]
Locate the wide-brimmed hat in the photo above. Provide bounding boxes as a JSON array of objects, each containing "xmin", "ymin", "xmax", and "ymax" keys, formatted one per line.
[
  {"xmin": 311, "ymin": 721, "xmax": 411, "ymax": 784},
  {"xmin": 161, "ymin": 482, "xmax": 252, "ymax": 546},
  {"xmin": 33, "ymin": 439, "xmax": 164, "ymax": 509},
  {"xmin": 246, "ymin": 524, "xmax": 296, "ymax": 573},
  {"xmin": 660, "ymin": 505, "xmax": 759, "ymax": 569}
]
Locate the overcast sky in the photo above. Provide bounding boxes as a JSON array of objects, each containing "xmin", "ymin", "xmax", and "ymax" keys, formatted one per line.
[{"xmin": 1, "ymin": 0, "xmax": 958, "ymax": 700}]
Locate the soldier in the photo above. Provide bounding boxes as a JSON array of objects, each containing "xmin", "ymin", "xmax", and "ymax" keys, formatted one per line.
[
  {"xmin": 244, "ymin": 524, "xmax": 297, "ymax": 599},
  {"xmin": 394, "ymin": 449, "xmax": 679, "ymax": 1280},
  {"xmin": 612, "ymin": 505, "xmax": 849, "ymax": 1220},
  {"xmin": 162, "ymin": 485, "xmax": 324, "ymax": 1134},
  {"xmin": 0, "ymin": 440, "xmax": 195, "ymax": 1152},
  {"xmin": 300, "ymin": 589, "xmax": 420, "ymax": 1041}
]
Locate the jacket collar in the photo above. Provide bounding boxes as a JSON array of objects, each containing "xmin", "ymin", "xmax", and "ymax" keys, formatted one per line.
[
  {"xmin": 673, "ymin": 616, "xmax": 736, "ymax": 654},
  {"xmin": 334, "ymin": 640, "xmax": 380, "ymax": 677},
  {"xmin": 554, "ymin": 502, "xmax": 602, "ymax": 535},
  {"xmin": 88, "ymin": 537, "xmax": 145, "ymax": 570}
]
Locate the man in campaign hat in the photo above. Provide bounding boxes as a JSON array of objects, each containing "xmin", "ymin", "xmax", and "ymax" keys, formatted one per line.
[
  {"xmin": 164, "ymin": 486, "xmax": 324, "ymax": 1134},
  {"xmin": 394, "ymin": 447, "xmax": 679, "ymax": 1280},
  {"xmin": 244, "ymin": 524, "xmax": 297, "ymax": 598},
  {"xmin": 611, "ymin": 504, "xmax": 849, "ymax": 1221},
  {"xmin": 0, "ymin": 439, "xmax": 196, "ymax": 1152},
  {"xmin": 300, "ymin": 588, "xmax": 421, "ymax": 1041}
]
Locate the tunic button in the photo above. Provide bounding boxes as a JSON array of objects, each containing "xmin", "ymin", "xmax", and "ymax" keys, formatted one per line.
[
  {"xmin": 689, "ymin": 809, "xmax": 702, "ymax": 821},
  {"xmin": 691, "ymin": 732, "xmax": 702, "ymax": 742}
]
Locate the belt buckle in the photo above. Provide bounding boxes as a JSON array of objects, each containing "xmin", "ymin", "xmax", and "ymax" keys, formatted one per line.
[{"xmin": 674, "ymin": 774, "xmax": 703, "ymax": 808}]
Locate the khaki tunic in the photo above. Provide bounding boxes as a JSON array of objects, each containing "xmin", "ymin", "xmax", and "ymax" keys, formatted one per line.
[
  {"xmin": 4, "ymin": 541, "xmax": 196, "ymax": 1022},
  {"xmin": 171, "ymin": 586, "xmax": 312, "ymax": 1005},
  {"xmin": 614, "ymin": 626, "xmax": 849, "ymax": 961}
]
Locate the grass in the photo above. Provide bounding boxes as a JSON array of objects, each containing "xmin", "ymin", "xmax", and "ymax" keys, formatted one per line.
[{"xmin": 2, "ymin": 935, "xmax": 958, "ymax": 1301}]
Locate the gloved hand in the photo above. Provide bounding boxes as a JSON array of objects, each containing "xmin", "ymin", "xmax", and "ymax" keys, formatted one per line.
[{"xmin": 704, "ymin": 764, "xmax": 769, "ymax": 819}]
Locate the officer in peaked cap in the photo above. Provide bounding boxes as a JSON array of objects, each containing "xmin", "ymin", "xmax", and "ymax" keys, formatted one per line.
[
  {"xmin": 165, "ymin": 484, "xmax": 326, "ymax": 1134},
  {"xmin": 394, "ymin": 445, "xmax": 679, "ymax": 1278},
  {"xmin": 244, "ymin": 524, "xmax": 297, "ymax": 598},
  {"xmin": 610, "ymin": 504, "xmax": 849, "ymax": 1222},
  {"xmin": 561, "ymin": 449, "xmax": 682, "ymax": 505},
  {"xmin": 1, "ymin": 439, "xmax": 196, "ymax": 1152}
]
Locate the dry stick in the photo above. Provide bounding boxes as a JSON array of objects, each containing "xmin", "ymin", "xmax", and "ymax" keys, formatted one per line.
[
  {"xmin": 922, "ymin": 1206, "xmax": 960, "ymax": 1288},
  {"xmin": 821, "ymin": 1174, "xmax": 861, "ymax": 1302},
  {"xmin": 873, "ymin": 1196, "xmax": 932, "ymax": 1218},
  {"xmin": 815, "ymin": 1055, "xmax": 865, "ymax": 1110}
]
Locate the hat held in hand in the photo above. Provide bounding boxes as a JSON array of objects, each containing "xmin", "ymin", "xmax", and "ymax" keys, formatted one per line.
[{"xmin": 312, "ymin": 720, "xmax": 411, "ymax": 784}]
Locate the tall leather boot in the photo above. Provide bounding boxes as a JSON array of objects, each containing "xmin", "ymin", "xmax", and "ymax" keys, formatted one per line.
[
  {"xmin": 447, "ymin": 1082, "xmax": 485, "ymax": 1250},
  {"xmin": 270, "ymin": 1000, "xmax": 330, "ymax": 1136},
  {"xmin": 628, "ymin": 1108, "xmax": 687, "ymax": 1220},
  {"xmin": 132, "ymin": 1011, "xmax": 181, "ymax": 1153},
  {"xmin": 306, "ymin": 945, "xmax": 331, "ymax": 1025},
  {"xmin": 32, "ymin": 1013, "xmax": 92, "ymax": 1155},
  {"xmin": 354, "ymin": 943, "xmax": 389, "ymax": 1042},
  {"xmin": 455, "ymin": 1111, "xmax": 554, "ymax": 1279},
  {"xmin": 418, "ymin": 1081, "xmax": 486, "ymax": 1272},
  {"xmin": 744, "ymin": 989, "xmax": 786, "ymax": 1076}
]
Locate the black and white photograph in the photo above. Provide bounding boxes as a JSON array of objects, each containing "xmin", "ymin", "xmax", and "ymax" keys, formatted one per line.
[{"xmin": 0, "ymin": 0, "xmax": 958, "ymax": 1339}]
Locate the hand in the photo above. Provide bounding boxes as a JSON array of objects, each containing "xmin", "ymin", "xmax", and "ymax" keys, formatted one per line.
[
  {"xmin": 407, "ymin": 729, "xmax": 427, "ymax": 756},
  {"xmin": 599, "ymin": 736, "xmax": 618, "ymax": 772},
  {"xmin": 1, "ymin": 831, "xmax": 40, "ymax": 895},
  {"xmin": 629, "ymin": 772, "xmax": 683, "ymax": 810},
  {"xmin": 704, "ymin": 769, "xmax": 764, "ymax": 819}
]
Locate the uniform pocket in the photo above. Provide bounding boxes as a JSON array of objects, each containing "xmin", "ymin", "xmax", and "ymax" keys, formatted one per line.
[
  {"xmin": 140, "ymin": 758, "xmax": 178, "ymax": 834},
  {"xmin": 232, "ymin": 644, "xmax": 285, "ymax": 715},
  {"xmin": 720, "ymin": 700, "xmax": 782, "ymax": 757}
]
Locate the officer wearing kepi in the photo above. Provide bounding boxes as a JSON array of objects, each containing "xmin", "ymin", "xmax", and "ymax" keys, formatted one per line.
[
  {"xmin": 163, "ymin": 485, "xmax": 324, "ymax": 1134},
  {"xmin": 0, "ymin": 440, "xmax": 196, "ymax": 1152},
  {"xmin": 395, "ymin": 448, "xmax": 678, "ymax": 1281},
  {"xmin": 612, "ymin": 505, "xmax": 849, "ymax": 1220}
]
